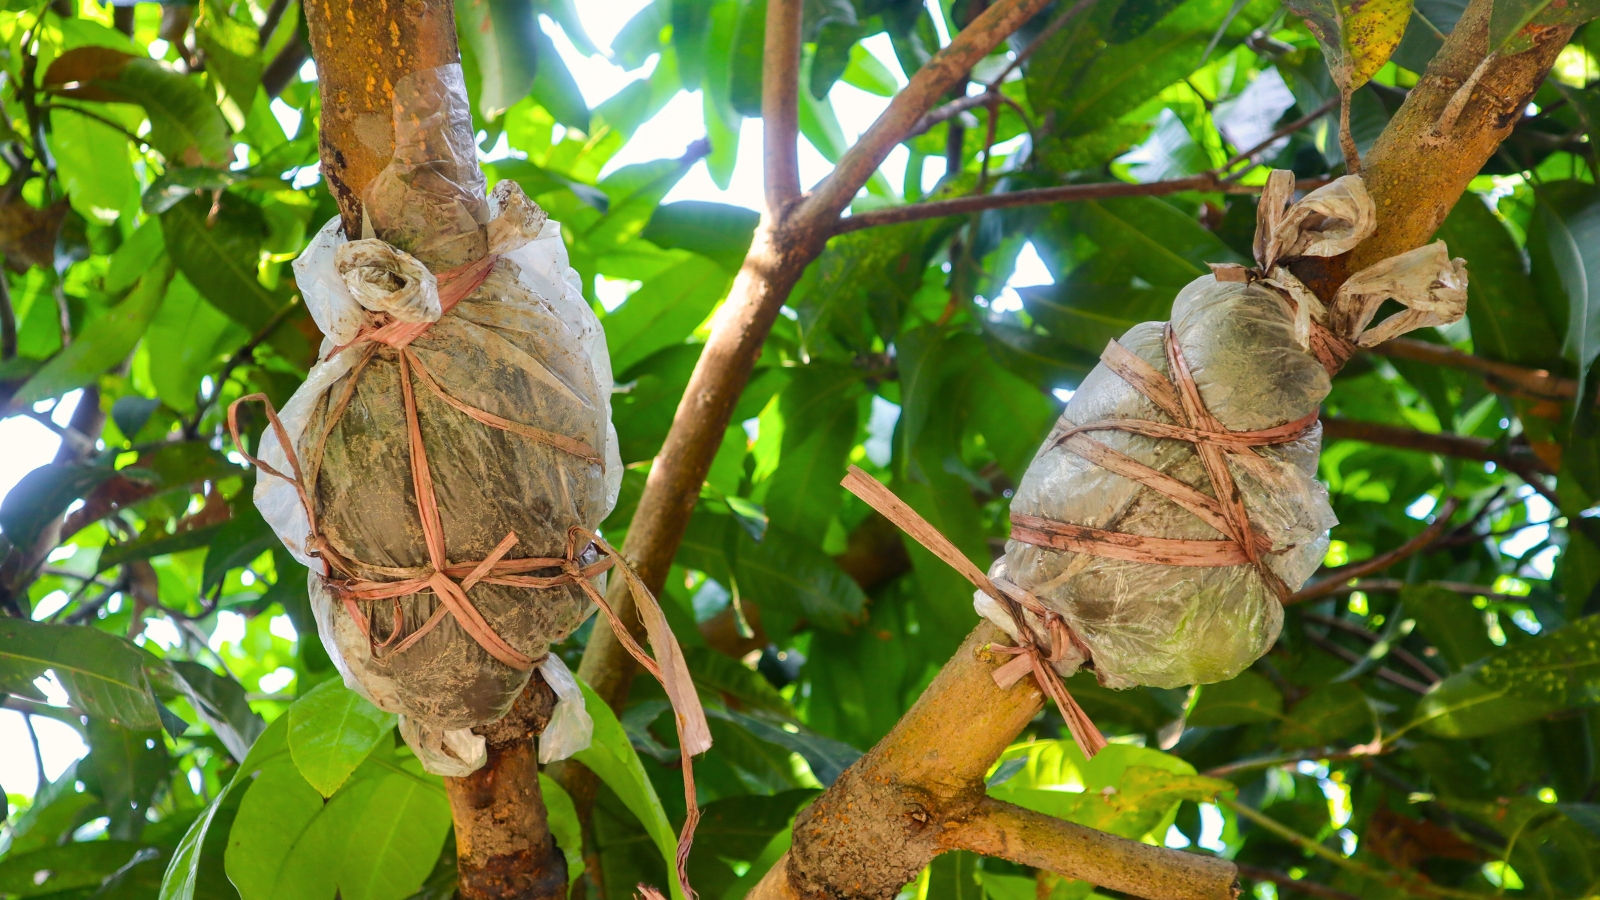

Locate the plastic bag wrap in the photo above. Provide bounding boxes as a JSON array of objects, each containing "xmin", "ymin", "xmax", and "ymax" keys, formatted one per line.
[
  {"xmin": 249, "ymin": 65, "xmax": 621, "ymax": 774},
  {"xmin": 978, "ymin": 173, "xmax": 1467, "ymax": 690}
]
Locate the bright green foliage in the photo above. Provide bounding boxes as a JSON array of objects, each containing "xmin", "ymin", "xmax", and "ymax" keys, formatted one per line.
[{"xmin": 8, "ymin": 0, "xmax": 1600, "ymax": 899}]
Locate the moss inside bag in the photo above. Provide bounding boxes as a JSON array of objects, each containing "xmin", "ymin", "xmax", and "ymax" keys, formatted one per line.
[
  {"xmin": 228, "ymin": 65, "xmax": 710, "ymax": 806},
  {"xmin": 844, "ymin": 170, "xmax": 1466, "ymax": 757}
]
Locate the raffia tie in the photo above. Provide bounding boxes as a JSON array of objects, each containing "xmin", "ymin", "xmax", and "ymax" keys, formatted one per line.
[
  {"xmin": 229, "ymin": 251, "xmax": 709, "ymax": 899},
  {"xmin": 841, "ymin": 467, "xmax": 1109, "ymax": 759},
  {"xmin": 1010, "ymin": 323, "xmax": 1321, "ymax": 603}
]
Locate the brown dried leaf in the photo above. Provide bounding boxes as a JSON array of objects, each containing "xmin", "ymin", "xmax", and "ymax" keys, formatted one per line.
[{"xmin": 41, "ymin": 46, "xmax": 136, "ymax": 102}]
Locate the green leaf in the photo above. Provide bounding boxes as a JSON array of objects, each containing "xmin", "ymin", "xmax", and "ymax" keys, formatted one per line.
[
  {"xmin": 80, "ymin": 717, "xmax": 169, "ymax": 841},
  {"xmin": 320, "ymin": 760, "xmax": 452, "ymax": 900},
  {"xmin": 0, "ymin": 841, "xmax": 153, "ymax": 896},
  {"xmin": 529, "ymin": 23, "xmax": 591, "ymax": 130},
  {"xmin": 48, "ymin": 107, "xmax": 137, "ymax": 223},
  {"xmin": 1275, "ymin": 682, "xmax": 1372, "ymax": 748},
  {"xmin": 194, "ymin": 0, "xmax": 262, "ymax": 110},
  {"xmin": 224, "ymin": 758, "xmax": 337, "ymax": 900},
  {"xmin": 287, "ymin": 678, "xmax": 397, "ymax": 798},
  {"xmin": 458, "ymin": 0, "xmax": 540, "ymax": 117},
  {"xmin": 1187, "ymin": 670, "xmax": 1283, "ymax": 727},
  {"xmin": 161, "ymin": 716, "xmax": 290, "ymax": 900},
  {"xmin": 97, "ymin": 520, "xmax": 230, "ymax": 572},
  {"xmin": 841, "ymin": 42, "xmax": 897, "ymax": 96},
  {"xmin": 540, "ymin": 773, "xmax": 585, "ymax": 883},
  {"xmin": 733, "ymin": 524, "xmax": 867, "ymax": 633},
  {"xmin": 4, "ymin": 762, "xmax": 96, "ymax": 856},
  {"xmin": 168, "ymin": 660, "xmax": 266, "ymax": 762},
  {"xmin": 729, "ymin": 0, "xmax": 767, "ymax": 116},
  {"xmin": 1531, "ymin": 183, "xmax": 1600, "ymax": 411},
  {"xmin": 1283, "ymin": 0, "xmax": 1412, "ymax": 90},
  {"xmin": 145, "ymin": 273, "xmax": 246, "ymax": 412},
  {"xmin": 102, "ymin": 58, "xmax": 233, "ymax": 167},
  {"xmin": 0, "ymin": 618, "xmax": 161, "ymax": 730},
  {"xmin": 573, "ymin": 677, "xmax": 686, "ymax": 900},
  {"xmin": 712, "ymin": 707, "xmax": 862, "ymax": 786},
  {"xmin": 754, "ymin": 365, "xmax": 864, "ymax": 546},
  {"xmin": 0, "ymin": 460, "xmax": 117, "ymax": 549},
  {"xmin": 1401, "ymin": 585, "xmax": 1496, "ymax": 672},
  {"xmin": 161, "ymin": 194, "xmax": 302, "ymax": 361},
  {"xmin": 1491, "ymin": 0, "xmax": 1600, "ymax": 55},
  {"xmin": 14, "ymin": 254, "xmax": 174, "ymax": 404},
  {"xmin": 641, "ymin": 201, "xmax": 759, "ymax": 274},
  {"xmin": 686, "ymin": 790, "xmax": 817, "ymax": 900},
  {"xmin": 988, "ymin": 741, "xmax": 1226, "ymax": 840},
  {"xmin": 603, "ymin": 255, "xmax": 731, "ymax": 374},
  {"xmin": 1438, "ymin": 193, "xmax": 1560, "ymax": 367},
  {"xmin": 1415, "ymin": 613, "xmax": 1600, "ymax": 738},
  {"xmin": 202, "ymin": 497, "xmax": 276, "ymax": 592}
]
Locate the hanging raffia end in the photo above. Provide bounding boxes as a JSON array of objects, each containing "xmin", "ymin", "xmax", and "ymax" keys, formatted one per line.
[{"xmin": 840, "ymin": 466, "xmax": 1108, "ymax": 759}]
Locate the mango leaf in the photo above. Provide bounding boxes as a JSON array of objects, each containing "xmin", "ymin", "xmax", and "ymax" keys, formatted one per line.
[
  {"xmin": 3, "ymin": 762, "xmax": 96, "ymax": 856},
  {"xmin": 161, "ymin": 715, "xmax": 291, "ymax": 900},
  {"xmin": 458, "ymin": 0, "xmax": 540, "ymax": 117},
  {"xmin": 1283, "ymin": 0, "xmax": 1412, "ymax": 91},
  {"xmin": 641, "ymin": 201, "xmax": 759, "ymax": 274},
  {"xmin": 753, "ymin": 365, "xmax": 864, "ymax": 546},
  {"xmin": 712, "ymin": 707, "xmax": 862, "ymax": 786},
  {"xmin": 145, "ymin": 273, "xmax": 246, "ymax": 411},
  {"xmin": 733, "ymin": 524, "xmax": 866, "ymax": 633},
  {"xmin": 49, "ymin": 107, "xmax": 137, "ymax": 222},
  {"xmin": 1531, "ymin": 183, "xmax": 1600, "ymax": 414},
  {"xmin": 287, "ymin": 677, "xmax": 398, "ymax": 797},
  {"xmin": 160, "ymin": 194, "xmax": 307, "ymax": 361},
  {"xmin": 1415, "ymin": 613, "xmax": 1600, "ymax": 738},
  {"xmin": 0, "ymin": 841, "xmax": 152, "ymax": 896},
  {"xmin": 573, "ymin": 677, "xmax": 686, "ymax": 900},
  {"xmin": 201, "ymin": 498, "xmax": 276, "ymax": 592},
  {"xmin": 102, "ymin": 58, "xmax": 233, "ymax": 167},
  {"xmin": 317, "ymin": 758, "xmax": 453, "ymax": 900},
  {"xmin": 686, "ymin": 790, "xmax": 817, "ymax": 900},
  {"xmin": 0, "ymin": 460, "xmax": 118, "ymax": 549},
  {"xmin": 0, "ymin": 618, "xmax": 162, "ymax": 730},
  {"xmin": 540, "ymin": 773, "xmax": 585, "ymax": 883},
  {"xmin": 97, "ymin": 520, "xmax": 230, "ymax": 572},
  {"xmin": 194, "ymin": 0, "xmax": 261, "ymax": 109},
  {"xmin": 80, "ymin": 717, "xmax": 170, "ymax": 841},
  {"xmin": 1276, "ymin": 682, "xmax": 1372, "ymax": 748},
  {"xmin": 1187, "ymin": 670, "xmax": 1283, "ymax": 726},
  {"xmin": 167, "ymin": 660, "xmax": 265, "ymax": 762},
  {"xmin": 1438, "ymin": 194, "xmax": 1560, "ymax": 366},
  {"xmin": 603, "ymin": 254, "xmax": 731, "ymax": 374},
  {"xmin": 224, "ymin": 758, "xmax": 337, "ymax": 899},
  {"xmin": 1491, "ymin": 0, "xmax": 1600, "ymax": 55},
  {"xmin": 14, "ymin": 254, "xmax": 175, "ymax": 404},
  {"xmin": 1401, "ymin": 585, "xmax": 1496, "ymax": 672}
]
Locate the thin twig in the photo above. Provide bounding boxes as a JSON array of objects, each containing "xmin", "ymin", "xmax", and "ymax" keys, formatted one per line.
[
  {"xmin": 1318, "ymin": 417, "xmax": 1554, "ymax": 475},
  {"xmin": 37, "ymin": 103, "xmax": 155, "ymax": 151},
  {"xmin": 1203, "ymin": 744, "xmax": 1391, "ymax": 779},
  {"xmin": 1302, "ymin": 630, "xmax": 1431, "ymax": 694},
  {"xmin": 1290, "ymin": 497, "xmax": 1460, "ymax": 603},
  {"xmin": 1234, "ymin": 864, "xmax": 1362, "ymax": 900},
  {"xmin": 1221, "ymin": 96, "xmax": 1340, "ymax": 180},
  {"xmin": 22, "ymin": 712, "xmax": 45, "ymax": 790},
  {"xmin": 1300, "ymin": 612, "xmax": 1440, "ymax": 685},
  {"xmin": 1371, "ymin": 338, "xmax": 1576, "ymax": 401},
  {"xmin": 1326, "ymin": 577, "xmax": 1541, "ymax": 606}
]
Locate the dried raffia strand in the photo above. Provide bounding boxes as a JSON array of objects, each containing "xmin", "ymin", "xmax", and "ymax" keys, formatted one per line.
[
  {"xmin": 228, "ymin": 245, "xmax": 709, "ymax": 900},
  {"xmin": 840, "ymin": 466, "xmax": 1110, "ymax": 758}
]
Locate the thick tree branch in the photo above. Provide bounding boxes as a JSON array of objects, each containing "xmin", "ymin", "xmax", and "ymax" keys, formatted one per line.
[
  {"xmin": 763, "ymin": 0, "xmax": 803, "ymax": 211},
  {"xmin": 1293, "ymin": 0, "xmax": 1574, "ymax": 301},
  {"xmin": 745, "ymin": 624, "xmax": 1238, "ymax": 900},
  {"xmin": 957, "ymin": 799, "xmax": 1238, "ymax": 900}
]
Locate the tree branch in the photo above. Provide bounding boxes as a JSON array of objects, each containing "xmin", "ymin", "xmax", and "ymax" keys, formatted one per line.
[
  {"xmin": 1290, "ymin": 497, "xmax": 1460, "ymax": 603},
  {"xmin": 1302, "ymin": 630, "xmax": 1432, "ymax": 694},
  {"xmin": 796, "ymin": 0, "xmax": 1057, "ymax": 229},
  {"xmin": 1234, "ymin": 864, "xmax": 1362, "ymax": 900},
  {"xmin": 957, "ymin": 798, "xmax": 1239, "ymax": 900},
  {"xmin": 1371, "ymin": 338, "xmax": 1574, "ymax": 401},
  {"xmin": 1292, "ymin": 0, "xmax": 1575, "ymax": 302},
  {"xmin": 1318, "ymin": 416, "xmax": 1553, "ymax": 474},
  {"xmin": 763, "ymin": 0, "xmax": 804, "ymax": 211}
]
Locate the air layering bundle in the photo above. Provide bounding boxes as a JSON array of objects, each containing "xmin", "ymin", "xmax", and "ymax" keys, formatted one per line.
[
  {"xmin": 229, "ymin": 67, "xmax": 710, "ymax": 869},
  {"xmin": 846, "ymin": 171, "xmax": 1467, "ymax": 756}
]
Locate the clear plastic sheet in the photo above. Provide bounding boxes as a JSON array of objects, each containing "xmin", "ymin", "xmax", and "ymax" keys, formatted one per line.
[
  {"xmin": 254, "ymin": 65, "xmax": 619, "ymax": 774},
  {"xmin": 979, "ymin": 174, "xmax": 1467, "ymax": 690}
]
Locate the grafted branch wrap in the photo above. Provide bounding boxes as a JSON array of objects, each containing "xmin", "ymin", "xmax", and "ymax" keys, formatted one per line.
[{"xmin": 982, "ymin": 171, "xmax": 1467, "ymax": 692}]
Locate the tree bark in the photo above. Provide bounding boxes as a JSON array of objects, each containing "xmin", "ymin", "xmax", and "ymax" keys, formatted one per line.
[
  {"xmin": 302, "ymin": 0, "xmax": 461, "ymax": 235},
  {"xmin": 1292, "ymin": 0, "xmax": 1574, "ymax": 299},
  {"xmin": 301, "ymin": 3, "xmax": 566, "ymax": 897}
]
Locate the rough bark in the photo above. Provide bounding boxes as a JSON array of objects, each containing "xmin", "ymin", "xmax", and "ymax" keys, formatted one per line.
[
  {"xmin": 446, "ymin": 674, "xmax": 567, "ymax": 900},
  {"xmin": 1293, "ymin": 0, "xmax": 1573, "ymax": 299},
  {"xmin": 301, "ymin": 0, "xmax": 461, "ymax": 235},
  {"xmin": 300, "ymin": 3, "xmax": 566, "ymax": 896},
  {"xmin": 748, "ymin": 625, "xmax": 1238, "ymax": 900}
]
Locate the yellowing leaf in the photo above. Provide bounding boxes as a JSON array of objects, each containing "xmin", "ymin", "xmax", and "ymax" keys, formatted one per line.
[{"xmin": 1285, "ymin": 0, "xmax": 1413, "ymax": 90}]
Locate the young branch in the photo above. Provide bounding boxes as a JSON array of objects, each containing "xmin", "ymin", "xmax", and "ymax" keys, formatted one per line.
[
  {"xmin": 1371, "ymin": 338, "xmax": 1575, "ymax": 401},
  {"xmin": 762, "ymin": 0, "xmax": 804, "ymax": 211},
  {"xmin": 1290, "ymin": 497, "xmax": 1460, "ymax": 603}
]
